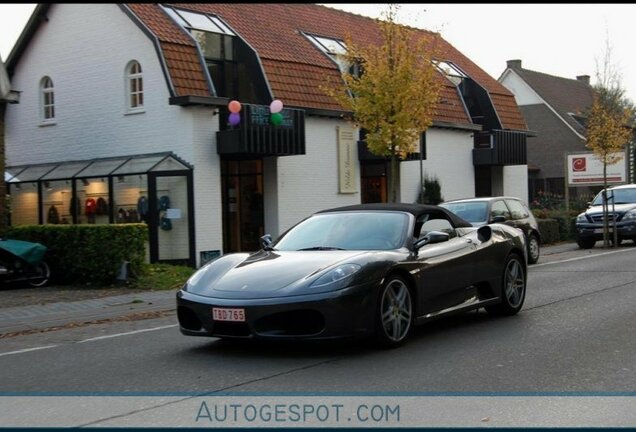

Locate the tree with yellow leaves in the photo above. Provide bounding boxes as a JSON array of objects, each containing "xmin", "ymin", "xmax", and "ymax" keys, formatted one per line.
[
  {"xmin": 323, "ymin": 5, "xmax": 442, "ymax": 202},
  {"xmin": 585, "ymin": 38, "xmax": 634, "ymax": 247}
]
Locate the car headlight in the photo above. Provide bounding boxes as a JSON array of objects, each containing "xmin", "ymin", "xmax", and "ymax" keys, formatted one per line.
[
  {"xmin": 310, "ymin": 264, "xmax": 361, "ymax": 289},
  {"xmin": 623, "ymin": 210, "xmax": 636, "ymax": 221},
  {"xmin": 576, "ymin": 213, "xmax": 588, "ymax": 223}
]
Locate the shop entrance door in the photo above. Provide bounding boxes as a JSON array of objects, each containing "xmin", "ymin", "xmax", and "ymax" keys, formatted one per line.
[
  {"xmin": 148, "ymin": 172, "xmax": 195, "ymax": 266},
  {"xmin": 221, "ymin": 160, "xmax": 264, "ymax": 253}
]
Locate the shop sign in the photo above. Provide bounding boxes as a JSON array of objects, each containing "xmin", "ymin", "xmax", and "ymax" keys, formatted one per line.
[
  {"xmin": 567, "ymin": 151, "xmax": 626, "ymax": 186},
  {"xmin": 337, "ymin": 126, "xmax": 357, "ymax": 194},
  {"xmin": 249, "ymin": 105, "xmax": 294, "ymax": 128}
]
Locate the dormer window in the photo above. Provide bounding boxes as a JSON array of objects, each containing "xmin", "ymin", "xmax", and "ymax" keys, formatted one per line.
[
  {"xmin": 162, "ymin": 5, "xmax": 241, "ymax": 98},
  {"xmin": 433, "ymin": 60, "xmax": 467, "ymax": 86},
  {"xmin": 304, "ymin": 33, "xmax": 360, "ymax": 76}
]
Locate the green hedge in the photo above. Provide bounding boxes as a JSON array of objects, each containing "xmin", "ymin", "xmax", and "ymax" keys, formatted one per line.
[
  {"xmin": 6, "ymin": 224, "xmax": 148, "ymax": 285},
  {"xmin": 537, "ymin": 219, "xmax": 560, "ymax": 245}
]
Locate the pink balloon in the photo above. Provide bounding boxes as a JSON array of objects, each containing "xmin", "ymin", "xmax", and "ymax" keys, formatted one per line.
[
  {"xmin": 270, "ymin": 99, "xmax": 283, "ymax": 114},
  {"xmin": 228, "ymin": 100, "xmax": 242, "ymax": 113},
  {"xmin": 229, "ymin": 112, "xmax": 240, "ymax": 126}
]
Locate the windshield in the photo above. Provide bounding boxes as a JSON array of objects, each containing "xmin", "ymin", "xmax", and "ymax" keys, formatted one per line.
[
  {"xmin": 274, "ymin": 212, "xmax": 409, "ymax": 251},
  {"xmin": 592, "ymin": 187, "xmax": 636, "ymax": 205},
  {"xmin": 439, "ymin": 201, "xmax": 488, "ymax": 223}
]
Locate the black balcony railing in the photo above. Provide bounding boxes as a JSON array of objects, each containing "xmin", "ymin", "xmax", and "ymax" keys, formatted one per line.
[
  {"xmin": 472, "ymin": 130, "xmax": 527, "ymax": 166},
  {"xmin": 217, "ymin": 104, "xmax": 306, "ymax": 157}
]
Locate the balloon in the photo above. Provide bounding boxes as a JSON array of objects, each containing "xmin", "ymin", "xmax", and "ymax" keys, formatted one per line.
[
  {"xmin": 269, "ymin": 99, "xmax": 283, "ymax": 114},
  {"xmin": 229, "ymin": 112, "xmax": 241, "ymax": 126},
  {"xmin": 270, "ymin": 112, "xmax": 283, "ymax": 126},
  {"xmin": 228, "ymin": 100, "xmax": 242, "ymax": 113}
]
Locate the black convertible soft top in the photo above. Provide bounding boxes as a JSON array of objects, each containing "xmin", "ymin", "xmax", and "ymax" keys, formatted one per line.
[{"xmin": 318, "ymin": 203, "xmax": 473, "ymax": 229}]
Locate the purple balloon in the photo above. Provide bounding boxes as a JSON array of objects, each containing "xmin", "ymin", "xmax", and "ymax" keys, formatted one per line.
[{"xmin": 229, "ymin": 112, "xmax": 241, "ymax": 126}]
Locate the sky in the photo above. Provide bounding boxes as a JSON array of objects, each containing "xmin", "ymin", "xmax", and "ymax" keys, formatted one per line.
[{"xmin": 2, "ymin": 3, "xmax": 636, "ymax": 102}]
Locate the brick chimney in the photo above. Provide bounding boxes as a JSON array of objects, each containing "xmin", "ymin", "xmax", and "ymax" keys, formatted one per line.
[
  {"xmin": 576, "ymin": 75, "xmax": 590, "ymax": 85},
  {"xmin": 507, "ymin": 59, "xmax": 522, "ymax": 69}
]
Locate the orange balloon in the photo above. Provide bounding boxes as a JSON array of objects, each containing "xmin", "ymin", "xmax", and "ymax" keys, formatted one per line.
[{"xmin": 228, "ymin": 100, "xmax": 242, "ymax": 113}]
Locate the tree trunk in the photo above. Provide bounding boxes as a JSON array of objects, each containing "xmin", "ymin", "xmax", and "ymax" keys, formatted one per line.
[{"xmin": 602, "ymin": 161, "xmax": 609, "ymax": 248}]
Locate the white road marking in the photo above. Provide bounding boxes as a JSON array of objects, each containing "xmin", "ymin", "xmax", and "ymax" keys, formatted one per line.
[
  {"xmin": 533, "ymin": 248, "xmax": 633, "ymax": 268},
  {"xmin": 77, "ymin": 324, "xmax": 178, "ymax": 343},
  {"xmin": 0, "ymin": 345, "xmax": 58, "ymax": 357}
]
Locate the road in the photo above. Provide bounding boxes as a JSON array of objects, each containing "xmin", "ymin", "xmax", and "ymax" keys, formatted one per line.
[{"xmin": 1, "ymin": 246, "xmax": 635, "ymax": 426}]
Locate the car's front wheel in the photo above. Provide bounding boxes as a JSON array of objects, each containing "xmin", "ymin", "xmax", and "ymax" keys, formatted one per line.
[
  {"xmin": 375, "ymin": 275, "xmax": 413, "ymax": 348},
  {"xmin": 486, "ymin": 254, "xmax": 526, "ymax": 316},
  {"xmin": 527, "ymin": 233, "xmax": 540, "ymax": 264}
]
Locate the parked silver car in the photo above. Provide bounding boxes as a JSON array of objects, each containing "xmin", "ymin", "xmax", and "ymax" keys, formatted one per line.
[{"xmin": 440, "ymin": 196, "xmax": 541, "ymax": 264}]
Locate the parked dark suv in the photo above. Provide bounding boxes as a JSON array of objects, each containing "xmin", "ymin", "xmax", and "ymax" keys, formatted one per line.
[
  {"xmin": 440, "ymin": 196, "xmax": 541, "ymax": 264},
  {"xmin": 575, "ymin": 184, "xmax": 636, "ymax": 249}
]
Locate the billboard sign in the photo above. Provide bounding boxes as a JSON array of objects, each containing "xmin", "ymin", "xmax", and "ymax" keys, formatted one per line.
[{"xmin": 567, "ymin": 152, "xmax": 626, "ymax": 186}]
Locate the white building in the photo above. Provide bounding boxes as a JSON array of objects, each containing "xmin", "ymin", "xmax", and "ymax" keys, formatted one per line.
[{"xmin": 4, "ymin": 4, "xmax": 529, "ymax": 266}]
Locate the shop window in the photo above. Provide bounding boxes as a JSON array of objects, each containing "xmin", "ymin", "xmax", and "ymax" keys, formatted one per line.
[
  {"xmin": 74, "ymin": 178, "xmax": 111, "ymax": 225},
  {"xmin": 113, "ymin": 174, "xmax": 148, "ymax": 225},
  {"xmin": 42, "ymin": 180, "xmax": 72, "ymax": 225},
  {"xmin": 40, "ymin": 76, "xmax": 55, "ymax": 122},
  {"xmin": 126, "ymin": 61, "xmax": 144, "ymax": 111},
  {"xmin": 8, "ymin": 183, "xmax": 39, "ymax": 225}
]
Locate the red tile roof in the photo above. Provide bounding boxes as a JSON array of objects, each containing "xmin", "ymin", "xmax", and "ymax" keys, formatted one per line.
[{"xmin": 127, "ymin": 3, "xmax": 526, "ymax": 130}]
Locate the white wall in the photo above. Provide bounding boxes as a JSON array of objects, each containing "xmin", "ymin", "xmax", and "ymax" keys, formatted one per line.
[
  {"xmin": 5, "ymin": 4, "xmax": 194, "ymax": 165},
  {"xmin": 503, "ymin": 165, "xmax": 529, "ymax": 204},
  {"xmin": 400, "ymin": 128, "xmax": 475, "ymax": 203},
  {"xmin": 190, "ymin": 107, "xmax": 223, "ymax": 265},
  {"xmin": 499, "ymin": 69, "xmax": 544, "ymax": 107},
  {"xmin": 275, "ymin": 117, "xmax": 361, "ymax": 234}
]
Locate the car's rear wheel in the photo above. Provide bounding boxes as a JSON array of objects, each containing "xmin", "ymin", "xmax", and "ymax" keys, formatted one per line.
[
  {"xmin": 486, "ymin": 254, "xmax": 526, "ymax": 316},
  {"xmin": 375, "ymin": 275, "xmax": 413, "ymax": 348},
  {"xmin": 527, "ymin": 233, "xmax": 540, "ymax": 264},
  {"xmin": 577, "ymin": 238, "xmax": 596, "ymax": 249}
]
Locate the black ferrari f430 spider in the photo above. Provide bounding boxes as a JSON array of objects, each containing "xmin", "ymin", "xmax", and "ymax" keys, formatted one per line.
[{"xmin": 177, "ymin": 203, "xmax": 527, "ymax": 347}]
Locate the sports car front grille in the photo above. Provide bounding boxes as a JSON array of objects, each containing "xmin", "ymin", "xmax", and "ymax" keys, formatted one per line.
[
  {"xmin": 253, "ymin": 309, "xmax": 325, "ymax": 336},
  {"xmin": 213, "ymin": 322, "xmax": 252, "ymax": 337}
]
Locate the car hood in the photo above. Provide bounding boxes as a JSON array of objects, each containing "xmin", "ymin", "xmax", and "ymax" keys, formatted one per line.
[
  {"xmin": 585, "ymin": 203, "xmax": 636, "ymax": 216},
  {"xmin": 186, "ymin": 249, "xmax": 369, "ymax": 299}
]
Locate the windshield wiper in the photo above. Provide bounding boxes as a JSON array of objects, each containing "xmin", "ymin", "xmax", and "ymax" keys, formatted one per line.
[{"xmin": 297, "ymin": 246, "xmax": 345, "ymax": 251}]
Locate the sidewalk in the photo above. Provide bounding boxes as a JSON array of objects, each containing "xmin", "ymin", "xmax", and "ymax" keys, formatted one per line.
[
  {"xmin": 0, "ymin": 241, "xmax": 613, "ymax": 336},
  {"xmin": 0, "ymin": 290, "xmax": 177, "ymax": 335}
]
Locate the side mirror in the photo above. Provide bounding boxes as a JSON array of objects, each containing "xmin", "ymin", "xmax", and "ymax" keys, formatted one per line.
[
  {"xmin": 491, "ymin": 215, "xmax": 506, "ymax": 223},
  {"xmin": 413, "ymin": 231, "xmax": 450, "ymax": 251},
  {"xmin": 477, "ymin": 225, "xmax": 492, "ymax": 242},
  {"xmin": 260, "ymin": 234, "xmax": 274, "ymax": 250},
  {"xmin": 587, "ymin": 202, "xmax": 592, "ymax": 208}
]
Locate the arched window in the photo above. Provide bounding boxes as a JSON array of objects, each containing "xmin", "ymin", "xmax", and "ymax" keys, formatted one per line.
[
  {"xmin": 126, "ymin": 61, "xmax": 144, "ymax": 110},
  {"xmin": 40, "ymin": 76, "xmax": 55, "ymax": 121}
]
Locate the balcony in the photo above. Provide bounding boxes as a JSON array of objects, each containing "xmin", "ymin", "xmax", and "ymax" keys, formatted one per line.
[
  {"xmin": 217, "ymin": 104, "xmax": 306, "ymax": 157},
  {"xmin": 472, "ymin": 130, "xmax": 527, "ymax": 166}
]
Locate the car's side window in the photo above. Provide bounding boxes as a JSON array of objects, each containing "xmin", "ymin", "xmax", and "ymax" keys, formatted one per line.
[
  {"xmin": 490, "ymin": 200, "xmax": 511, "ymax": 221},
  {"xmin": 505, "ymin": 199, "xmax": 529, "ymax": 220}
]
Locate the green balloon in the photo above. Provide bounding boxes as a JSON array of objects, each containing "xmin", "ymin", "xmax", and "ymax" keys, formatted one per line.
[{"xmin": 271, "ymin": 112, "xmax": 283, "ymax": 126}]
